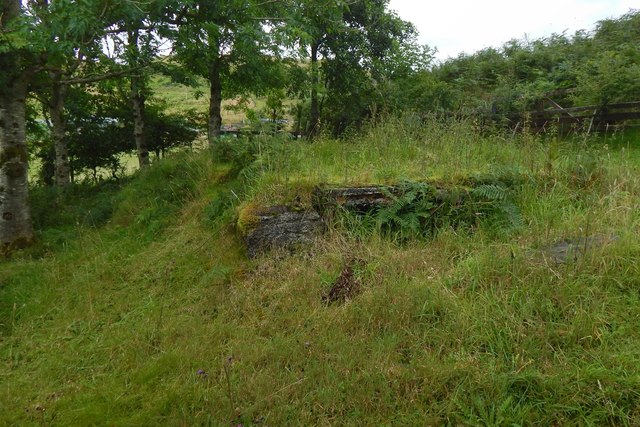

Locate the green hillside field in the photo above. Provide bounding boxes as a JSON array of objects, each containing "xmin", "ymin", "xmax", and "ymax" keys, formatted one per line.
[{"xmin": 2, "ymin": 117, "xmax": 640, "ymax": 425}]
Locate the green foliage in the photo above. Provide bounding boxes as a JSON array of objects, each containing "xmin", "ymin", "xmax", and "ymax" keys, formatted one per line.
[
  {"xmin": 211, "ymin": 136, "xmax": 257, "ymax": 174},
  {"xmin": 573, "ymin": 11, "xmax": 640, "ymax": 105},
  {"xmin": 111, "ymin": 152, "xmax": 208, "ymax": 238},
  {"xmin": 170, "ymin": 0, "xmax": 282, "ymax": 98},
  {"xmin": 282, "ymin": 0, "xmax": 421, "ymax": 136},
  {"xmin": 32, "ymin": 86, "xmax": 198, "ymax": 184},
  {"xmin": 389, "ymin": 10, "xmax": 640, "ymax": 119},
  {"xmin": 470, "ymin": 184, "xmax": 525, "ymax": 236},
  {"xmin": 144, "ymin": 104, "xmax": 199, "ymax": 157},
  {"xmin": 367, "ymin": 181, "xmax": 523, "ymax": 241},
  {"xmin": 374, "ymin": 182, "xmax": 438, "ymax": 239}
]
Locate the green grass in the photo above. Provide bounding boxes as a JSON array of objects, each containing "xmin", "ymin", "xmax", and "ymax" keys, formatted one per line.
[
  {"xmin": 2, "ymin": 118, "xmax": 640, "ymax": 425},
  {"xmin": 150, "ymin": 75, "xmax": 291, "ymax": 125}
]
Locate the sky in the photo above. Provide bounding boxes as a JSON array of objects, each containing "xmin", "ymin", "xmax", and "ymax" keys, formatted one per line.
[{"xmin": 388, "ymin": 0, "xmax": 638, "ymax": 61}]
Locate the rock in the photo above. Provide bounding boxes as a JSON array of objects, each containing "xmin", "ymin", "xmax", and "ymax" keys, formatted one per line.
[
  {"xmin": 243, "ymin": 206, "xmax": 323, "ymax": 258},
  {"xmin": 312, "ymin": 185, "xmax": 396, "ymax": 214},
  {"xmin": 542, "ymin": 234, "xmax": 618, "ymax": 264},
  {"xmin": 312, "ymin": 183, "xmax": 474, "ymax": 215},
  {"xmin": 238, "ymin": 177, "xmax": 523, "ymax": 257}
]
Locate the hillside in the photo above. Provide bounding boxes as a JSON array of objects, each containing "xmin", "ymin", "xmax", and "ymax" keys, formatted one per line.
[
  {"xmin": 149, "ymin": 75, "xmax": 288, "ymax": 127},
  {"xmin": 2, "ymin": 118, "xmax": 640, "ymax": 425}
]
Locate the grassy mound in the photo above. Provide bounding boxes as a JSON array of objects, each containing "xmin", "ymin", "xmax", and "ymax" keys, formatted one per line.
[{"xmin": 2, "ymin": 118, "xmax": 640, "ymax": 425}]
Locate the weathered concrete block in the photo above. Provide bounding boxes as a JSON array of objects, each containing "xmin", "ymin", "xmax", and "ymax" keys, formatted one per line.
[
  {"xmin": 242, "ymin": 206, "xmax": 323, "ymax": 258},
  {"xmin": 238, "ymin": 176, "xmax": 523, "ymax": 257},
  {"xmin": 312, "ymin": 185, "xmax": 395, "ymax": 214}
]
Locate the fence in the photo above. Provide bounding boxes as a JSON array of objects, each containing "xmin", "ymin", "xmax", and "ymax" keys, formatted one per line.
[{"xmin": 499, "ymin": 100, "xmax": 640, "ymax": 134}]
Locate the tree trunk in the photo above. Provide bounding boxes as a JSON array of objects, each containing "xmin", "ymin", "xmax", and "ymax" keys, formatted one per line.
[
  {"xmin": 50, "ymin": 73, "xmax": 71, "ymax": 187},
  {"xmin": 131, "ymin": 84, "xmax": 149, "ymax": 168},
  {"xmin": 307, "ymin": 42, "xmax": 321, "ymax": 138},
  {"xmin": 208, "ymin": 57, "xmax": 223, "ymax": 145},
  {"xmin": 0, "ymin": 0, "xmax": 34, "ymax": 250},
  {"xmin": 0, "ymin": 78, "xmax": 34, "ymax": 250},
  {"xmin": 129, "ymin": 29, "xmax": 150, "ymax": 168},
  {"xmin": 296, "ymin": 105, "xmax": 302, "ymax": 137}
]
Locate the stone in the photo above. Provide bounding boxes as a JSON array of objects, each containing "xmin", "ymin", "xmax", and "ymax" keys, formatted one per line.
[
  {"xmin": 312, "ymin": 185, "xmax": 396, "ymax": 214},
  {"xmin": 243, "ymin": 206, "xmax": 323, "ymax": 258},
  {"xmin": 312, "ymin": 184, "xmax": 472, "ymax": 215},
  {"xmin": 542, "ymin": 234, "xmax": 618, "ymax": 264},
  {"xmin": 239, "ymin": 177, "xmax": 523, "ymax": 257}
]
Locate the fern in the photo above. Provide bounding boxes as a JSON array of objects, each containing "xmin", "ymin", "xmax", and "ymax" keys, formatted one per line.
[
  {"xmin": 471, "ymin": 184, "xmax": 508, "ymax": 201},
  {"xmin": 375, "ymin": 182, "xmax": 439, "ymax": 240},
  {"xmin": 346, "ymin": 180, "xmax": 524, "ymax": 241},
  {"xmin": 471, "ymin": 184, "xmax": 523, "ymax": 236}
]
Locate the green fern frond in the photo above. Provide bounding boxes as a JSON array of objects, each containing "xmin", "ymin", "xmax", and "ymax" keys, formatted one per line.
[{"xmin": 471, "ymin": 184, "xmax": 508, "ymax": 201}]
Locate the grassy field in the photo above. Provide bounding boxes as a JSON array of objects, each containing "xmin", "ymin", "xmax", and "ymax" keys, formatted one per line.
[
  {"xmin": 2, "ymin": 117, "xmax": 640, "ymax": 425},
  {"xmin": 150, "ymin": 75, "xmax": 286, "ymax": 126}
]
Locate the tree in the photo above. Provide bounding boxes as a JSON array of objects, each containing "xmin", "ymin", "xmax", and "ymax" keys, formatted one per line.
[
  {"xmin": 418, "ymin": 10, "xmax": 640, "ymax": 120},
  {"xmin": 30, "ymin": 0, "xmax": 123, "ymax": 187},
  {"xmin": 0, "ymin": 0, "xmax": 34, "ymax": 249},
  {"xmin": 285, "ymin": 0, "xmax": 416, "ymax": 136},
  {"xmin": 170, "ymin": 0, "xmax": 283, "ymax": 146},
  {"xmin": 36, "ymin": 85, "xmax": 198, "ymax": 184},
  {"xmin": 109, "ymin": 0, "xmax": 177, "ymax": 169},
  {"xmin": 1, "ymin": 0, "xmax": 126, "ymax": 248},
  {"xmin": 125, "ymin": 27, "xmax": 151, "ymax": 169},
  {"xmin": 572, "ymin": 11, "xmax": 640, "ymax": 106}
]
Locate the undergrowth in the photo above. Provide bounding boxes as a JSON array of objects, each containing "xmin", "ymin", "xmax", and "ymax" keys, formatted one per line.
[{"xmin": 1, "ymin": 117, "xmax": 640, "ymax": 425}]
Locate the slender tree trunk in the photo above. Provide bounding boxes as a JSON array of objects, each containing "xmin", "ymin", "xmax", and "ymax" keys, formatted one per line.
[
  {"xmin": 50, "ymin": 73, "xmax": 71, "ymax": 187},
  {"xmin": 131, "ymin": 85, "xmax": 149, "ymax": 167},
  {"xmin": 0, "ymin": 0, "xmax": 34, "ymax": 250},
  {"xmin": 129, "ymin": 29, "xmax": 149, "ymax": 168},
  {"xmin": 208, "ymin": 57, "xmax": 223, "ymax": 145},
  {"xmin": 0, "ymin": 78, "xmax": 34, "ymax": 250},
  {"xmin": 296, "ymin": 105, "xmax": 302, "ymax": 137},
  {"xmin": 307, "ymin": 42, "xmax": 321, "ymax": 138},
  {"xmin": 131, "ymin": 82, "xmax": 149, "ymax": 167}
]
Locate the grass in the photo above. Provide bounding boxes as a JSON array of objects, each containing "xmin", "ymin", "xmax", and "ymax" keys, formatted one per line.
[
  {"xmin": 150, "ymin": 75, "xmax": 288, "ymax": 126},
  {"xmin": 2, "ymin": 117, "xmax": 640, "ymax": 425}
]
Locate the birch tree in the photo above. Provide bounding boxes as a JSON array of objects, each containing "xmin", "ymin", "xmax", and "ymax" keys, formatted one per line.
[{"xmin": 0, "ymin": 0, "xmax": 33, "ymax": 249}]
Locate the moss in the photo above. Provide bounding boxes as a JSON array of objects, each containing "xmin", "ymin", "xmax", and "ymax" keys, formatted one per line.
[
  {"xmin": 0, "ymin": 145, "xmax": 28, "ymax": 167},
  {"xmin": 236, "ymin": 202, "xmax": 261, "ymax": 236},
  {"xmin": 0, "ymin": 145, "xmax": 28, "ymax": 179},
  {"xmin": 250, "ymin": 180, "xmax": 317, "ymax": 209},
  {"xmin": 3, "ymin": 161, "xmax": 27, "ymax": 178}
]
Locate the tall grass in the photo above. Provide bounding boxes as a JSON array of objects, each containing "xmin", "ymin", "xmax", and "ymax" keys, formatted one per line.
[{"xmin": 1, "ymin": 117, "xmax": 640, "ymax": 425}]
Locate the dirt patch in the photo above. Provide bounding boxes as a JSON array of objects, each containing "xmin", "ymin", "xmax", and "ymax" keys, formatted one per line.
[{"xmin": 323, "ymin": 258, "xmax": 366, "ymax": 304}]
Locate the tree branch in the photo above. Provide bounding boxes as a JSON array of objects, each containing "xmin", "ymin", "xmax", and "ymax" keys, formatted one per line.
[{"xmin": 61, "ymin": 66, "xmax": 145, "ymax": 85}]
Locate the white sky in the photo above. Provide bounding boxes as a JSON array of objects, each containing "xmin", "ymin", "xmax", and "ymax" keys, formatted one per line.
[{"xmin": 388, "ymin": 0, "xmax": 638, "ymax": 61}]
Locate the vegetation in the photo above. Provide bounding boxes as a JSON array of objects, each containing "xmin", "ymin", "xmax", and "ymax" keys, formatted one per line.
[
  {"xmin": 2, "ymin": 116, "xmax": 640, "ymax": 424},
  {"xmin": 392, "ymin": 10, "xmax": 640, "ymax": 116},
  {"xmin": 2, "ymin": 1, "xmax": 640, "ymax": 424}
]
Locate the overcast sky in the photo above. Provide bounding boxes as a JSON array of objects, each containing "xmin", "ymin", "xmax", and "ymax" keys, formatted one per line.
[{"xmin": 388, "ymin": 0, "xmax": 638, "ymax": 61}]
